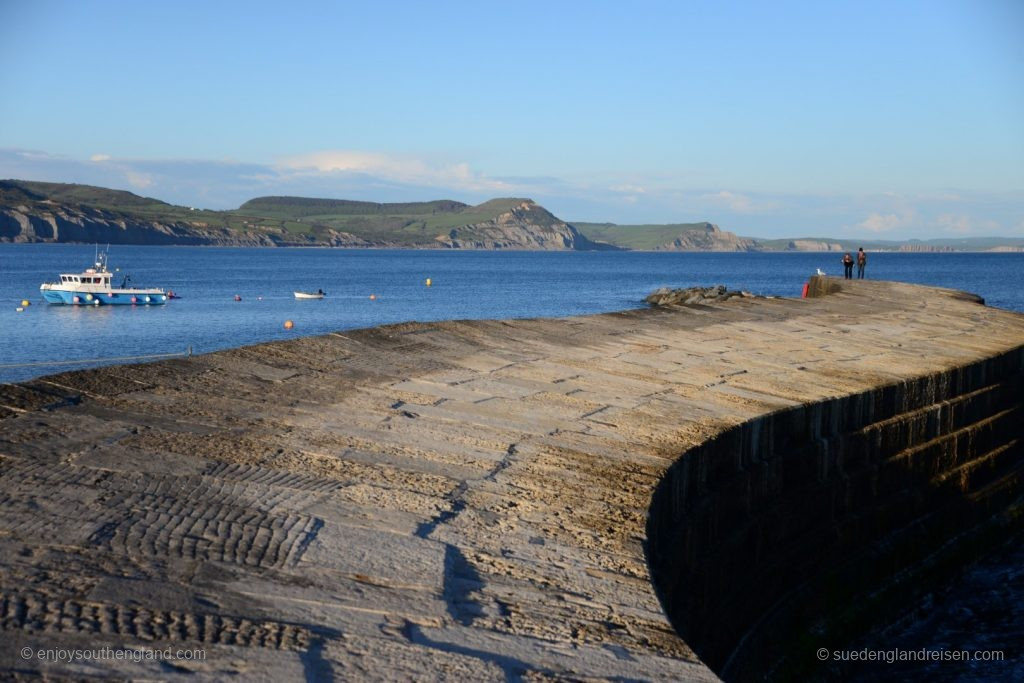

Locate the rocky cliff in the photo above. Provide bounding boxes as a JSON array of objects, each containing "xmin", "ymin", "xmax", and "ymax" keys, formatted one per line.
[
  {"xmin": 653, "ymin": 222, "xmax": 759, "ymax": 251},
  {"xmin": 785, "ymin": 239, "xmax": 844, "ymax": 251},
  {"xmin": 0, "ymin": 203, "xmax": 380, "ymax": 247},
  {"xmin": 0, "ymin": 183, "xmax": 606, "ymax": 250},
  {"xmin": 433, "ymin": 200, "xmax": 610, "ymax": 250}
]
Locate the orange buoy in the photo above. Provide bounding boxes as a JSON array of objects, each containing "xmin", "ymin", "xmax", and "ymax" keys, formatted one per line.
[
  {"xmin": 801, "ymin": 282, "xmax": 809, "ymax": 299},
  {"xmin": 284, "ymin": 320, "xmax": 294, "ymax": 330}
]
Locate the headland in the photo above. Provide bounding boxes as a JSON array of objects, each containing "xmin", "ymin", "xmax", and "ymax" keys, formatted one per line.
[
  {"xmin": 0, "ymin": 276, "xmax": 1022, "ymax": 680},
  {"xmin": 5, "ymin": 180, "xmax": 1023, "ymax": 251}
]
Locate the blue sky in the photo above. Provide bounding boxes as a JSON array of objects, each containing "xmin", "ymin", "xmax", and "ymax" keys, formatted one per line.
[{"xmin": 1, "ymin": 0, "xmax": 1021, "ymax": 239}]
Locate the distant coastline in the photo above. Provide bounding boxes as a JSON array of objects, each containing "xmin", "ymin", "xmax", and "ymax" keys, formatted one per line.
[{"xmin": 3, "ymin": 179, "xmax": 1023, "ymax": 253}]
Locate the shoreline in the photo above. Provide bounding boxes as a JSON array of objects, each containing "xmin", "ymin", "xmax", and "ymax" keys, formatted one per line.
[{"xmin": 4, "ymin": 240, "xmax": 1024, "ymax": 253}]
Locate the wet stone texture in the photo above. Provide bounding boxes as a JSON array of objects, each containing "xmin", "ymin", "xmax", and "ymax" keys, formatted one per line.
[{"xmin": 0, "ymin": 277, "xmax": 1022, "ymax": 681}]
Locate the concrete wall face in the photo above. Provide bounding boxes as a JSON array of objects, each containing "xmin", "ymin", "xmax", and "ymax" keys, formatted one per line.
[{"xmin": 647, "ymin": 347, "xmax": 1024, "ymax": 680}]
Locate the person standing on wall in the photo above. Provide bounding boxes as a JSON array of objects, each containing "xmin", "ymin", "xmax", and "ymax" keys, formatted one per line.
[
  {"xmin": 842, "ymin": 252, "xmax": 854, "ymax": 279},
  {"xmin": 857, "ymin": 247, "xmax": 867, "ymax": 279}
]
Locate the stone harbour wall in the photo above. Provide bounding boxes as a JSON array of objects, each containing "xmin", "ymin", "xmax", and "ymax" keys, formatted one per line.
[
  {"xmin": 647, "ymin": 344, "xmax": 1023, "ymax": 680},
  {"xmin": 0, "ymin": 276, "xmax": 1021, "ymax": 680}
]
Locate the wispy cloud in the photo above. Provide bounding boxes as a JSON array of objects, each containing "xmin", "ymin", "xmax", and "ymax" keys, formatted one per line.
[
  {"xmin": 609, "ymin": 184, "xmax": 647, "ymax": 194},
  {"xmin": 124, "ymin": 170, "xmax": 152, "ymax": 189},
  {"xmin": 698, "ymin": 190, "xmax": 783, "ymax": 214},
  {"xmin": 275, "ymin": 150, "xmax": 512, "ymax": 193},
  {"xmin": 934, "ymin": 213, "xmax": 999, "ymax": 234},
  {"xmin": 856, "ymin": 211, "xmax": 915, "ymax": 233}
]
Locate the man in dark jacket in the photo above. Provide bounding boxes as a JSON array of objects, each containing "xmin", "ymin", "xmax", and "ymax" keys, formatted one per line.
[{"xmin": 842, "ymin": 252, "xmax": 854, "ymax": 279}]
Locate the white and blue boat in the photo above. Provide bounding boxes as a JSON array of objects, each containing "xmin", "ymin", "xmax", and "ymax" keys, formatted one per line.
[{"xmin": 39, "ymin": 253, "xmax": 168, "ymax": 306}]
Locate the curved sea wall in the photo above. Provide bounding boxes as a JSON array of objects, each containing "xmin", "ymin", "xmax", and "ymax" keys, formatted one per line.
[
  {"xmin": 646, "ymin": 345, "xmax": 1023, "ymax": 680},
  {"xmin": 1, "ymin": 276, "xmax": 1022, "ymax": 680}
]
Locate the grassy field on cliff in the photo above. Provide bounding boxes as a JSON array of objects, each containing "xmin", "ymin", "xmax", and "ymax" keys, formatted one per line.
[
  {"xmin": 571, "ymin": 221, "xmax": 720, "ymax": 250},
  {"xmin": 1, "ymin": 181, "xmax": 534, "ymax": 245},
  {"xmin": 233, "ymin": 196, "xmax": 533, "ymax": 244}
]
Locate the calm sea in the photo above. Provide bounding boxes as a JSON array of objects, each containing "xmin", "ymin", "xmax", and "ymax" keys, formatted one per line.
[{"xmin": 2, "ymin": 244, "xmax": 1023, "ymax": 384}]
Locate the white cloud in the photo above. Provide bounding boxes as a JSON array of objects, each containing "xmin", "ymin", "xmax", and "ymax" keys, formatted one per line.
[
  {"xmin": 856, "ymin": 212, "xmax": 912, "ymax": 233},
  {"xmin": 15, "ymin": 150, "xmax": 54, "ymax": 160},
  {"xmin": 935, "ymin": 213, "xmax": 971, "ymax": 234},
  {"xmin": 124, "ymin": 171, "xmax": 152, "ymax": 189},
  {"xmin": 934, "ymin": 213, "xmax": 999, "ymax": 235},
  {"xmin": 609, "ymin": 184, "xmax": 647, "ymax": 194},
  {"xmin": 276, "ymin": 150, "xmax": 512, "ymax": 193},
  {"xmin": 90, "ymin": 154, "xmax": 110, "ymax": 162},
  {"xmin": 698, "ymin": 190, "xmax": 781, "ymax": 214}
]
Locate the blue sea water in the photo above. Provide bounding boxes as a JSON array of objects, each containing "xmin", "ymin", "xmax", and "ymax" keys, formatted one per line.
[{"xmin": 2, "ymin": 244, "xmax": 1023, "ymax": 384}]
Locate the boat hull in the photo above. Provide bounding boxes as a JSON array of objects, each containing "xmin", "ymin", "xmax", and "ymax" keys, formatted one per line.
[{"xmin": 39, "ymin": 287, "xmax": 168, "ymax": 306}]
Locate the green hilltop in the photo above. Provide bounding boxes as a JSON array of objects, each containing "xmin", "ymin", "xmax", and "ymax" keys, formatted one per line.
[
  {"xmin": 1, "ymin": 179, "xmax": 231, "ymax": 226},
  {"xmin": 234, "ymin": 196, "xmax": 541, "ymax": 245},
  {"xmin": 0, "ymin": 181, "xmax": 577, "ymax": 248},
  {"xmin": 572, "ymin": 221, "xmax": 724, "ymax": 250},
  {"xmin": 1, "ymin": 181, "xmax": 543, "ymax": 246}
]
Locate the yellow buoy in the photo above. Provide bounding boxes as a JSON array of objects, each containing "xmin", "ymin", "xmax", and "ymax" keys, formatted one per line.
[
  {"xmin": 284, "ymin": 320, "xmax": 294, "ymax": 330},
  {"xmin": 425, "ymin": 278, "xmax": 432, "ymax": 287},
  {"xmin": 21, "ymin": 300, "xmax": 30, "ymax": 307},
  {"xmin": 369, "ymin": 294, "xmax": 376, "ymax": 300}
]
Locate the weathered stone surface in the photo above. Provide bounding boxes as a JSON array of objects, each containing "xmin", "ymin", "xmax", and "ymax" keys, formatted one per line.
[{"xmin": 0, "ymin": 277, "xmax": 1022, "ymax": 681}]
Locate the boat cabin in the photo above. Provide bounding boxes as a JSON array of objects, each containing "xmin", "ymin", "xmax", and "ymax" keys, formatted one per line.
[{"xmin": 59, "ymin": 268, "xmax": 112, "ymax": 288}]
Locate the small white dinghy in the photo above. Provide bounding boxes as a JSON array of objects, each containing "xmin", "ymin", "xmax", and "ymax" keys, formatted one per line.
[{"xmin": 294, "ymin": 289, "xmax": 325, "ymax": 299}]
